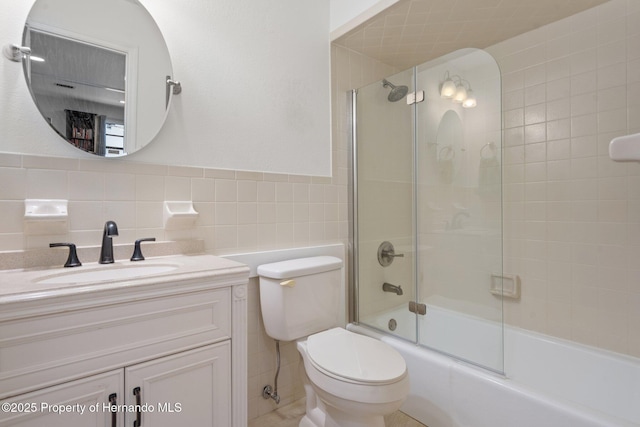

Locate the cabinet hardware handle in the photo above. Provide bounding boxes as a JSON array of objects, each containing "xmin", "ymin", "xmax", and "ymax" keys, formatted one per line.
[
  {"xmin": 108, "ymin": 393, "xmax": 117, "ymax": 427},
  {"xmin": 133, "ymin": 387, "xmax": 142, "ymax": 427}
]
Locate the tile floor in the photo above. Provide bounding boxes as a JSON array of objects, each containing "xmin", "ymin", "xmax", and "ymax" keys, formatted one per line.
[{"xmin": 248, "ymin": 397, "xmax": 427, "ymax": 427}]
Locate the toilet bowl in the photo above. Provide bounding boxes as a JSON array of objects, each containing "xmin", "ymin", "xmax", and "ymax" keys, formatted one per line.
[
  {"xmin": 257, "ymin": 256, "xmax": 410, "ymax": 427},
  {"xmin": 297, "ymin": 328, "xmax": 410, "ymax": 427}
]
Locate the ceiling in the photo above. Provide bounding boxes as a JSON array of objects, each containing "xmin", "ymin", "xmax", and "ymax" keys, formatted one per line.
[
  {"xmin": 332, "ymin": 0, "xmax": 610, "ymax": 70},
  {"xmin": 28, "ymin": 29, "xmax": 126, "ymax": 108}
]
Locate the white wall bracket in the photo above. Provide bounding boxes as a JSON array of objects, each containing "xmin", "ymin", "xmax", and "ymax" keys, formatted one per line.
[
  {"xmin": 3, "ymin": 44, "xmax": 30, "ymax": 62},
  {"xmin": 609, "ymin": 133, "xmax": 640, "ymax": 162},
  {"xmin": 24, "ymin": 199, "xmax": 68, "ymax": 235},
  {"xmin": 407, "ymin": 90, "xmax": 425, "ymax": 105},
  {"xmin": 490, "ymin": 273, "xmax": 521, "ymax": 300},
  {"xmin": 163, "ymin": 201, "xmax": 198, "ymax": 230}
]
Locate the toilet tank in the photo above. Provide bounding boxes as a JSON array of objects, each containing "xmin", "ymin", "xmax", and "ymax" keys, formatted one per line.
[{"xmin": 257, "ymin": 256, "xmax": 343, "ymax": 341}]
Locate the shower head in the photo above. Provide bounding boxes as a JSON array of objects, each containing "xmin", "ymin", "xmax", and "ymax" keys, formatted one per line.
[{"xmin": 382, "ymin": 78, "xmax": 408, "ymax": 102}]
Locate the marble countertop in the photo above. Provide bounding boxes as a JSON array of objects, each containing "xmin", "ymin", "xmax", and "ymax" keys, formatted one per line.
[{"xmin": 0, "ymin": 253, "xmax": 249, "ymax": 305}]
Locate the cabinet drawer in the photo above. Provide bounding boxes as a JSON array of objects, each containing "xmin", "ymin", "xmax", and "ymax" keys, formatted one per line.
[{"xmin": 0, "ymin": 287, "xmax": 230, "ymax": 399}]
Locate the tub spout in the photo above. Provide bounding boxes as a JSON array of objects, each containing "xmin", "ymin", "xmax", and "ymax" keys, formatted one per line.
[{"xmin": 382, "ymin": 282, "xmax": 403, "ymax": 295}]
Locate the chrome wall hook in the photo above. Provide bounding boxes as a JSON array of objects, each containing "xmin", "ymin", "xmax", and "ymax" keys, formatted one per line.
[{"xmin": 3, "ymin": 44, "xmax": 31, "ymax": 62}]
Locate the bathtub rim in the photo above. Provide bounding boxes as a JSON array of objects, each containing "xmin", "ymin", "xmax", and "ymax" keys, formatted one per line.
[
  {"xmin": 347, "ymin": 322, "xmax": 640, "ymax": 427},
  {"xmin": 358, "ymin": 299, "xmax": 640, "ymax": 374}
]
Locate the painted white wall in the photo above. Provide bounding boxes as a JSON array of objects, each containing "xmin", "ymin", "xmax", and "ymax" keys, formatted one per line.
[
  {"xmin": 0, "ymin": 0, "xmax": 331, "ymax": 176},
  {"xmin": 330, "ymin": 0, "xmax": 381, "ymax": 31},
  {"xmin": 329, "ymin": 0, "xmax": 400, "ymax": 40}
]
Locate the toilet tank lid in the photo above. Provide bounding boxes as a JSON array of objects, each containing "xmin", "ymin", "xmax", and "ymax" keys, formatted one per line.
[{"xmin": 257, "ymin": 256, "xmax": 343, "ymax": 279}]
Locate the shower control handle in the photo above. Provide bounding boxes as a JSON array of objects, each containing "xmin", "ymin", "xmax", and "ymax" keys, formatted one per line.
[
  {"xmin": 377, "ymin": 241, "xmax": 404, "ymax": 267},
  {"xmin": 384, "ymin": 251, "xmax": 404, "ymax": 258}
]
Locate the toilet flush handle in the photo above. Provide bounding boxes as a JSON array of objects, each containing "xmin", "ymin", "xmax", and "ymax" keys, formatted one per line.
[{"xmin": 280, "ymin": 279, "xmax": 296, "ymax": 287}]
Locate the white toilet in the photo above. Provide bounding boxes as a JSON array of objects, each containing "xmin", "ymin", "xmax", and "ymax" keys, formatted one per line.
[{"xmin": 257, "ymin": 256, "xmax": 410, "ymax": 427}]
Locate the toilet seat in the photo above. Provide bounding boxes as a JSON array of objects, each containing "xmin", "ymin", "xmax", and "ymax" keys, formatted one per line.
[{"xmin": 306, "ymin": 327, "xmax": 407, "ymax": 384}]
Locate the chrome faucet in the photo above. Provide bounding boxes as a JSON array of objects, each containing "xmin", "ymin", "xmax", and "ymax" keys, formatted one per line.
[
  {"xmin": 382, "ymin": 282, "xmax": 403, "ymax": 295},
  {"xmin": 99, "ymin": 220, "xmax": 119, "ymax": 264},
  {"xmin": 448, "ymin": 211, "xmax": 470, "ymax": 230}
]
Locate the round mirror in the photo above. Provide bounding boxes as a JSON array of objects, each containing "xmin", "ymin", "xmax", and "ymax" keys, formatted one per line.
[{"xmin": 22, "ymin": 0, "xmax": 174, "ymax": 157}]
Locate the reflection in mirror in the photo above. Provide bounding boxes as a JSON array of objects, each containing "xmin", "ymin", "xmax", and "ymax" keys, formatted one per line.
[
  {"xmin": 22, "ymin": 0, "xmax": 174, "ymax": 157},
  {"xmin": 26, "ymin": 29, "xmax": 126, "ymax": 156},
  {"xmin": 436, "ymin": 110, "xmax": 463, "ymax": 185}
]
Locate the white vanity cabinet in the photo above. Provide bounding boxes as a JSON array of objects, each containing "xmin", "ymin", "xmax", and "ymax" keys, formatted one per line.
[
  {"xmin": 0, "ymin": 370, "xmax": 124, "ymax": 427},
  {"xmin": 124, "ymin": 342, "xmax": 231, "ymax": 427},
  {"xmin": 0, "ymin": 255, "xmax": 249, "ymax": 427},
  {"xmin": 1, "ymin": 343, "xmax": 230, "ymax": 427}
]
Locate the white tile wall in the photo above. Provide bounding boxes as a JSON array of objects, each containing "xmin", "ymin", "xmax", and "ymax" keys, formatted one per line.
[
  {"xmin": 0, "ymin": 154, "xmax": 347, "ymax": 255},
  {"xmin": 486, "ymin": 0, "xmax": 640, "ymax": 357}
]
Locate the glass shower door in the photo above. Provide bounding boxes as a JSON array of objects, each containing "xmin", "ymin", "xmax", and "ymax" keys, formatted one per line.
[
  {"xmin": 353, "ymin": 68, "xmax": 417, "ymax": 343},
  {"xmin": 352, "ymin": 48, "xmax": 504, "ymax": 373},
  {"xmin": 415, "ymin": 49, "xmax": 504, "ymax": 373}
]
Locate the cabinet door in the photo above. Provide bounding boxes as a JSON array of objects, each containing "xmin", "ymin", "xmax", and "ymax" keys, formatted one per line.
[
  {"xmin": 0, "ymin": 370, "xmax": 123, "ymax": 427},
  {"xmin": 124, "ymin": 342, "xmax": 231, "ymax": 427}
]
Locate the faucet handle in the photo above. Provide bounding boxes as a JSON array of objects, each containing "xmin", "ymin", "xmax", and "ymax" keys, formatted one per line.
[
  {"xmin": 383, "ymin": 249, "xmax": 404, "ymax": 258},
  {"xmin": 130, "ymin": 238, "xmax": 156, "ymax": 261},
  {"xmin": 49, "ymin": 243, "xmax": 82, "ymax": 268},
  {"xmin": 377, "ymin": 241, "xmax": 404, "ymax": 266}
]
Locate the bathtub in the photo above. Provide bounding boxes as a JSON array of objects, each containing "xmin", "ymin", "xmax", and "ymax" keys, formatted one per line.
[{"xmin": 349, "ymin": 304, "xmax": 640, "ymax": 427}]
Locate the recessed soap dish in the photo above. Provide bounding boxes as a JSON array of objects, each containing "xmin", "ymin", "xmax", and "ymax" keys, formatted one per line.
[
  {"xmin": 24, "ymin": 199, "xmax": 68, "ymax": 235},
  {"xmin": 490, "ymin": 273, "xmax": 521, "ymax": 299},
  {"xmin": 163, "ymin": 201, "xmax": 199, "ymax": 230}
]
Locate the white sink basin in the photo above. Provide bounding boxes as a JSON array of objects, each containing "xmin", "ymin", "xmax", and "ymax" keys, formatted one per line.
[
  {"xmin": 0, "ymin": 254, "xmax": 249, "ymax": 302},
  {"xmin": 36, "ymin": 264, "xmax": 180, "ymax": 285}
]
